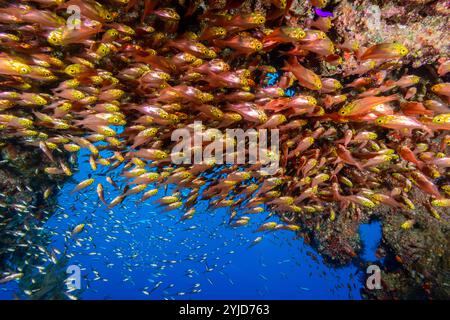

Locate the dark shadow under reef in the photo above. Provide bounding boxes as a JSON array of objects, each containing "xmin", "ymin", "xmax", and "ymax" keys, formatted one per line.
[{"xmin": 0, "ymin": 144, "xmax": 74, "ymax": 299}]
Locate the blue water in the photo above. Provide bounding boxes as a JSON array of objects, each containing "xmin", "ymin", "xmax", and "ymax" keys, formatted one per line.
[
  {"xmin": 0, "ymin": 143, "xmax": 384, "ymax": 299},
  {"xmin": 359, "ymin": 222, "xmax": 382, "ymax": 263}
]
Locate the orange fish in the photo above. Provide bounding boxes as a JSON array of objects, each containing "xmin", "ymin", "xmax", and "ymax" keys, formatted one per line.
[
  {"xmin": 264, "ymin": 26, "xmax": 305, "ymax": 43},
  {"xmin": 221, "ymin": 13, "xmax": 266, "ymax": 32},
  {"xmin": 398, "ymin": 146, "xmax": 424, "ymax": 169},
  {"xmin": 47, "ymin": 21, "xmax": 102, "ymax": 46},
  {"xmin": 60, "ymin": 0, "xmax": 114, "ymax": 23},
  {"xmin": 282, "ymin": 57, "xmax": 322, "ymax": 90},
  {"xmin": 214, "ymin": 35, "xmax": 263, "ymax": 55},
  {"xmin": 431, "ymin": 83, "xmax": 450, "ymax": 98},
  {"xmin": 410, "ymin": 171, "xmax": 442, "ymax": 199},
  {"xmin": 71, "ymin": 178, "xmax": 94, "ymax": 193},
  {"xmin": 400, "ymin": 101, "xmax": 433, "ymax": 116},
  {"xmin": 336, "ymin": 145, "xmax": 363, "ymax": 171},
  {"xmin": 360, "ymin": 43, "xmax": 408, "ymax": 61},
  {"xmin": 375, "ymin": 115, "xmax": 432, "ymax": 135},
  {"xmin": 437, "ymin": 60, "xmax": 450, "ymax": 76},
  {"xmin": 338, "ymin": 94, "xmax": 398, "ymax": 117},
  {"xmin": 296, "ymin": 38, "xmax": 334, "ymax": 56},
  {"xmin": 309, "ymin": 17, "xmax": 332, "ymax": 32}
]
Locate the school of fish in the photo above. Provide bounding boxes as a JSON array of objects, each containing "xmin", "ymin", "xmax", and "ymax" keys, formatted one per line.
[{"xmin": 0, "ymin": 0, "xmax": 449, "ymax": 281}]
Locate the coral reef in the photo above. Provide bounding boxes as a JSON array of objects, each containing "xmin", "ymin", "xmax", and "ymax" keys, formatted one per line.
[{"xmin": 333, "ymin": 0, "xmax": 449, "ymax": 68}]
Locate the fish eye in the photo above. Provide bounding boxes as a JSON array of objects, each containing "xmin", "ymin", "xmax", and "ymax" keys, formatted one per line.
[
  {"xmin": 20, "ymin": 67, "xmax": 28, "ymax": 74},
  {"xmin": 99, "ymin": 46, "xmax": 109, "ymax": 55},
  {"xmin": 107, "ymin": 29, "xmax": 119, "ymax": 37}
]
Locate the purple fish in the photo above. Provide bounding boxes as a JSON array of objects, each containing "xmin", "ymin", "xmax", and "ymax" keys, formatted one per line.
[{"xmin": 315, "ymin": 7, "xmax": 333, "ymax": 17}]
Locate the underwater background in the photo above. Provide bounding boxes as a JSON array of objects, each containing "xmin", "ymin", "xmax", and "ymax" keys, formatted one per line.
[{"xmin": 0, "ymin": 0, "xmax": 448, "ymax": 301}]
